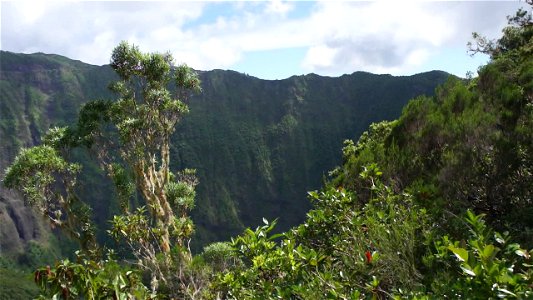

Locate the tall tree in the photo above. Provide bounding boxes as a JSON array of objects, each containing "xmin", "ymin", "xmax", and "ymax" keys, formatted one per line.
[
  {"xmin": 4, "ymin": 42, "xmax": 202, "ymax": 295},
  {"xmin": 101, "ymin": 41, "xmax": 201, "ymax": 253}
]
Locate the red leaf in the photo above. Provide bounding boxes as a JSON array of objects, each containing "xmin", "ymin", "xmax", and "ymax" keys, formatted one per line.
[{"xmin": 365, "ymin": 250, "xmax": 372, "ymax": 263}]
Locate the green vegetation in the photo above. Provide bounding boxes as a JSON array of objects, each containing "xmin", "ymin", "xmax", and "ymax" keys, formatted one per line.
[
  {"xmin": 5, "ymin": 42, "xmax": 203, "ymax": 298},
  {"xmin": 1, "ymin": 45, "xmax": 445, "ymax": 299},
  {"xmin": 227, "ymin": 5, "xmax": 532, "ymax": 298},
  {"xmin": 0, "ymin": 268, "xmax": 40, "ymax": 300},
  {"xmin": 2, "ymin": 3, "xmax": 532, "ymax": 299},
  {"xmin": 213, "ymin": 5, "xmax": 532, "ymax": 299},
  {"xmin": 175, "ymin": 68, "xmax": 447, "ymax": 247},
  {"xmin": 330, "ymin": 5, "xmax": 533, "ymax": 244},
  {"xmin": 0, "ymin": 47, "xmax": 446, "ymax": 254},
  {"xmin": 216, "ymin": 176, "xmax": 531, "ymax": 299}
]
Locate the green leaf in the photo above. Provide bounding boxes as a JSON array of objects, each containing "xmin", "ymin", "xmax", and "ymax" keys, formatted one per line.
[
  {"xmin": 309, "ymin": 258, "xmax": 317, "ymax": 266},
  {"xmin": 460, "ymin": 264, "xmax": 476, "ymax": 276},
  {"xmin": 371, "ymin": 276, "xmax": 379, "ymax": 287},
  {"xmin": 497, "ymin": 288, "xmax": 517, "ymax": 297},
  {"xmin": 515, "ymin": 249, "xmax": 528, "ymax": 257},
  {"xmin": 494, "ymin": 232, "xmax": 506, "ymax": 245},
  {"xmin": 482, "ymin": 244, "xmax": 497, "ymax": 260},
  {"xmin": 327, "ymin": 289, "xmax": 338, "ymax": 298},
  {"xmin": 448, "ymin": 245, "xmax": 469, "ymax": 262},
  {"xmin": 372, "ymin": 251, "xmax": 380, "ymax": 262}
]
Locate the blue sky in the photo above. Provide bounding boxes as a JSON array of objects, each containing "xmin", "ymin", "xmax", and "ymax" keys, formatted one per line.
[{"xmin": 1, "ymin": 1, "xmax": 526, "ymax": 80}]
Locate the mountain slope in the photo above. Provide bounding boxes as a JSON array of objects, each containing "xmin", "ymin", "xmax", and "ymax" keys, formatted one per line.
[
  {"xmin": 214, "ymin": 7, "xmax": 533, "ymax": 298},
  {"xmin": 0, "ymin": 51, "xmax": 451, "ymax": 251},
  {"xmin": 181, "ymin": 69, "xmax": 450, "ymax": 246}
]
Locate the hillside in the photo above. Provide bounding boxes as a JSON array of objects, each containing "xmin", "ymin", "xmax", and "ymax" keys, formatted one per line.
[
  {"xmin": 1, "ymin": 3, "xmax": 531, "ymax": 299},
  {"xmin": 0, "ymin": 50, "xmax": 450, "ymax": 254},
  {"xmin": 212, "ymin": 7, "xmax": 532, "ymax": 298}
]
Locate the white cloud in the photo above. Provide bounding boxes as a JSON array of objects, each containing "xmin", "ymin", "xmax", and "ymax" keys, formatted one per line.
[
  {"xmin": 199, "ymin": 37, "xmax": 242, "ymax": 66},
  {"xmin": 297, "ymin": 1, "xmax": 515, "ymax": 75},
  {"xmin": 1, "ymin": 1, "xmax": 525, "ymax": 77},
  {"xmin": 2, "ymin": 2, "xmax": 206, "ymax": 65},
  {"xmin": 304, "ymin": 45, "xmax": 338, "ymax": 69},
  {"xmin": 406, "ymin": 49, "xmax": 431, "ymax": 67},
  {"xmin": 265, "ymin": 0, "xmax": 293, "ymax": 16}
]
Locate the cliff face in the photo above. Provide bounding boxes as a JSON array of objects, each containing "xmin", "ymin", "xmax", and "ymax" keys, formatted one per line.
[
  {"xmin": 0, "ymin": 52, "xmax": 113, "ymax": 254},
  {"xmin": 0, "ymin": 191, "xmax": 47, "ymax": 253},
  {"xmin": 0, "ymin": 51, "xmax": 450, "ymax": 252}
]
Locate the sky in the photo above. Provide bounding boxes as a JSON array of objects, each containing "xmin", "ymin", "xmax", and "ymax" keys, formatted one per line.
[{"xmin": 1, "ymin": 1, "xmax": 528, "ymax": 80}]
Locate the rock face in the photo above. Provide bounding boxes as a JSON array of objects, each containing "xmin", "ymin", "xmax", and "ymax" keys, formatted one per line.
[
  {"xmin": 0, "ymin": 51, "xmax": 451, "ymax": 253},
  {"xmin": 0, "ymin": 191, "xmax": 48, "ymax": 253},
  {"xmin": 0, "ymin": 51, "xmax": 104, "ymax": 255}
]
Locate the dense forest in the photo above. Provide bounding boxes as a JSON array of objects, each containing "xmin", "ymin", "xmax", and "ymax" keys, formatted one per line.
[
  {"xmin": 0, "ymin": 52, "xmax": 446, "ymax": 253},
  {"xmin": 1, "ymin": 3, "xmax": 532, "ymax": 299},
  {"xmin": 0, "ymin": 52, "xmax": 447, "ymax": 299}
]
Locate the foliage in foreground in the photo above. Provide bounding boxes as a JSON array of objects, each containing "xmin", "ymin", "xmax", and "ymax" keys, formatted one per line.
[
  {"xmin": 214, "ymin": 168, "xmax": 532, "ymax": 299},
  {"xmin": 2, "ymin": 3, "xmax": 532, "ymax": 299},
  {"xmin": 430, "ymin": 211, "xmax": 532, "ymax": 299},
  {"xmin": 212, "ymin": 5, "xmax": 533, "ymax": 299},
  {"xmin": 4, "ymin": 41, "xmax": 206, "ymax": 298},
  {"xmin": 331, "ymin": 2, "xmax": 533, "ymax": 245}
]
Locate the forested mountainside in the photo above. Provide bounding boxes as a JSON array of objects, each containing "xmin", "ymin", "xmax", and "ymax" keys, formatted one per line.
[
  {"xmin": 211, "ymin": 7, "xmax": 533, "ymax": 299},
  {"xmin": 2, "ymin": 4, "xmax": 531, "ymax": 300},
  {"xmin": 0, "ymin": 51, "xmax": 448, "ymax": 254},
  {"xmin": 211, "ymin": 7, "xmax": 532, "ymax": 298}
]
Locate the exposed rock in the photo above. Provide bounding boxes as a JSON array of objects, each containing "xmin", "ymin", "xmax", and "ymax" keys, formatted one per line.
[{"xmin": 0, "ymin": 190, "xmax": 48, "ymax": 254}]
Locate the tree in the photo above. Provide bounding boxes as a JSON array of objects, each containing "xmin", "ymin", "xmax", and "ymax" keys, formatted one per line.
[
  {"xmin": 4, "ymin": 41, "xmax": 202, "ymax": 296},
  {"xmin": 101, "ymin": 41, "xmax": 201, "ymax": 254},
  {"xmin": 4, "ymin": 144, "xmax": 97, "ymax": 252}
]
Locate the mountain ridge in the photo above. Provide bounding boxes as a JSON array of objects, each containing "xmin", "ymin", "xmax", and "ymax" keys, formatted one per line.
[
  {"xmin": 0, "ymin": 50, "xmax": 451, "ymax": 253},
  {"xmin": 1, "ymin": 50, "xmax": 450, "ymax": 81}
]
